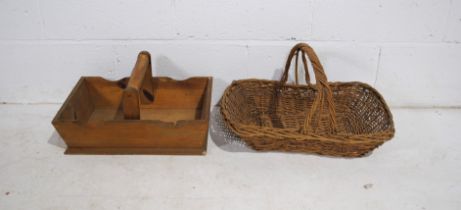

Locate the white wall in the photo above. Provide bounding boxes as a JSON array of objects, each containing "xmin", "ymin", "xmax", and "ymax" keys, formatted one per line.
[{"xmin": 0, "ymin": 0, "xmax": 460, "ymax": 107}]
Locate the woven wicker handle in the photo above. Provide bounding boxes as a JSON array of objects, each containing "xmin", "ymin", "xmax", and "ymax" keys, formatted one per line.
[
  {"xmin": 122, "ymin": 51, "xmax": 154, "ymax": 120},
  {"xmin": 282, "ymin": 43, "xmax": 337, "ymax": 133},
  {"xmin": 281, "ymin": 45, "xmax": 311, "ymax": 85}
]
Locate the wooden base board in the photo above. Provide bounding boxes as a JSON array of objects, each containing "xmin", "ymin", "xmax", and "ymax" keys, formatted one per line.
[{"xmin": 65, "ymin": 146, "xmax": 207, "ymax": 155}]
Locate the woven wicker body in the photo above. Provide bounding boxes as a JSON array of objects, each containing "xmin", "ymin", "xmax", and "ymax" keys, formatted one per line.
[{"xmin": 220, "ymin": 43, "xmax": 395, "ymax": 157}]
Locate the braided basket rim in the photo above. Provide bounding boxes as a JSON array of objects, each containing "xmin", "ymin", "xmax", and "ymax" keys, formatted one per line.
[{"xmin": 220, "ymin": 79, "xmax": 395, "ymax": 145}]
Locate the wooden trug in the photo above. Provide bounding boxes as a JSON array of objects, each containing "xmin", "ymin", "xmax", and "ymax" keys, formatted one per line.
[{"xmin": 52, "ymin": 51, "xmax": 212, "ymax": 155}]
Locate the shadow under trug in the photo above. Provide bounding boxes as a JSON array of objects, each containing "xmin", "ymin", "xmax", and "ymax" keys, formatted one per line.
[{"xmin": 48, "ymin": 131, "xmax": 67, "ymax": 149}]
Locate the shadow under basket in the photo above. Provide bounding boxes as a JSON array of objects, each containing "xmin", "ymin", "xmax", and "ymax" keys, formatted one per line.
[
  {"xmin": 220, "ymin": 43, "xmax": 394, "ymax": 157},
  {"xmin": 52, "ymin": 52, "xmax": 212, "ymax": 155}
]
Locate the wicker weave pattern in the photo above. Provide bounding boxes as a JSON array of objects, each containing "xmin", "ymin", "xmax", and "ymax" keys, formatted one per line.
[{"xmin": 220, "ymin": 43, "xmax": 395, "ymax": 157}]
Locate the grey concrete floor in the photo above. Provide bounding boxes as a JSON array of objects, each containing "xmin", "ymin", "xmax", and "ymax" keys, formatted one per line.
[{"xmin": 0, "ymin": 104, "xmax": 460, "ymax": 210}]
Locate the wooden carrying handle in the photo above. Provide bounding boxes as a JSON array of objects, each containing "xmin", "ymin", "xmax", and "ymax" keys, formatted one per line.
[
  {"xmin": 282, "ymin": 43, "xmax": 337, "ymax": 133},
  {"xmin": 123, "ymin": 51, "xmax": 154, "ymax": 120}
]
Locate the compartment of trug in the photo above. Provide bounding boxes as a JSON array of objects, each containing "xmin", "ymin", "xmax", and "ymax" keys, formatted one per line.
[{"xmin": 138, "ymin": 77, "xmax": 210, "ymax": 123}]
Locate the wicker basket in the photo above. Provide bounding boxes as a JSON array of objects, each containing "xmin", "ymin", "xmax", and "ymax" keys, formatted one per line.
[{"xmin": 220, "ymin": 43, "xmax": 395, "ymax": 157}]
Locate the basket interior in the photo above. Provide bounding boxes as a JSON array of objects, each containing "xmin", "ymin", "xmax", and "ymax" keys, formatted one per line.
[
  {"xmin": 223, "ymin": 81, "xmax": 393, "ymax": 135},
  {"xmin": 55, "ymin": 77, "xmax": 211, "ymax": 124}
]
